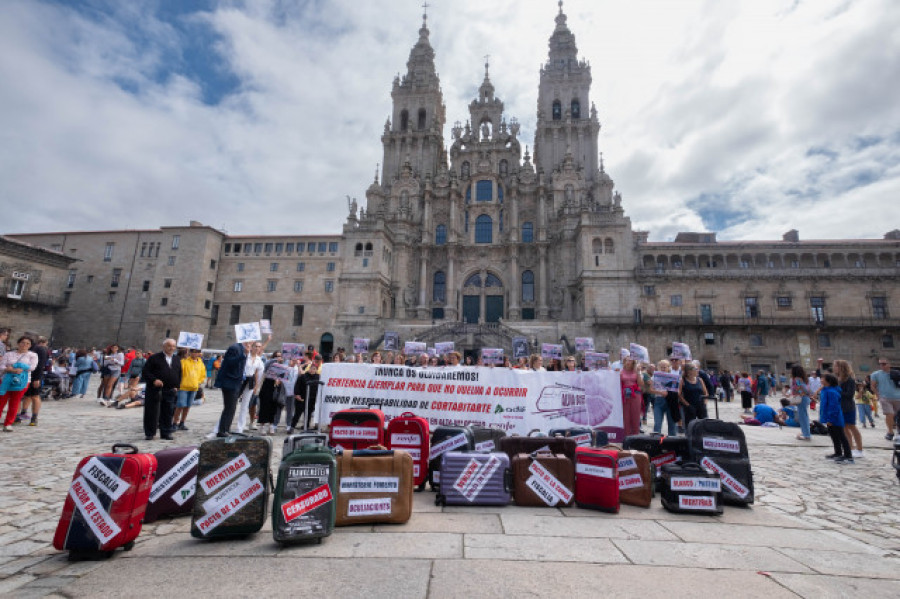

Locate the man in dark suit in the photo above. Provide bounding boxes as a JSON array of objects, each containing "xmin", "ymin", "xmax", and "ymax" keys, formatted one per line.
[{"xmin": 142, "ymin": 338, "xmax": 181, "ymax": 440}]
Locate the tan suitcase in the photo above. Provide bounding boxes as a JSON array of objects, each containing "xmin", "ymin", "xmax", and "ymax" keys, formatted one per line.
[
  {"xmin": 335, "ymin": 446, "xmax": 413, "ymax": 526},
  {"xmin": 604, "ymin": 446, "xmax": 653, "ymax": 508},
  {"xmin": 511, "ymin": 451, "xmax": 575, "ymax": 507}
]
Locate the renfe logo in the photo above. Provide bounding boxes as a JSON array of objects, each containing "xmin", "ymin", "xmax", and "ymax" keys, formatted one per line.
[
  {"xmin": 391, "ymin": 433, "xmax": 421, "ymax": 446},
  {"xmin": 701, "ymin": 437, "xmax": 741, "ymax": 453},
  {"xmin": 678, "ymin": 495, "xmax": 716, "ymax": 510}
]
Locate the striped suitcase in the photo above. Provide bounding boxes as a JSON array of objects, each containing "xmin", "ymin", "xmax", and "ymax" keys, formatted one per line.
[{"xmin": 436, "ymin": 451, "xmax": 511, "ymax": 506}]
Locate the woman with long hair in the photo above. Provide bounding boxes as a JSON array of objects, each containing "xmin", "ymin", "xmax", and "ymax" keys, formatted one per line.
[
  {"xmin": 620, "ymin": 356, "xmax": 643, "ymax": 436},
  {"xmin": 833, "ymin": 359, "xmax": 862, "ymax": 457},
  {"xmin": 738, "ymin": 371, "xmax": 754, "ymax": 414},
  {"xmin": 790, "ymin": 365, "xmax": 812, "ymax": 440},
  {"xmin": 99, "ymin": 344, "xmax": 124, "ymax": 404},
  {"xmin": 678, "ymin": 362, "xmax": 709, "ymax": 430}
]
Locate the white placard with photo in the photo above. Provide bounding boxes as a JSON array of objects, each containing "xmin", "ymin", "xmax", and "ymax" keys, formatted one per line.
[
  {"xmin": 177, "ymin": 332, "xmax": 204, "ymax": 350},
  {"xmin": 481, "ymin": 348, "xmax": 504, "ymax": 365},
  {"xmin": 435, "ymin": 341, "xmax": 455, "ymax": 355},
  {"xmin": 234, "ymin": 322, "xmax": 262, "ymax": 343},
  {"xmin": 541, "ymin": 344, "xmax": 563, "ymax": 360},
  {"xmin": 259, "ymin": 319, "xmax": 272, "ymax": 335},
  {"xmin": 671, "ymin": 342, "xmax": 692, "ymax": 361},
  {"xmin": 404, "ymin": 341, "xmax": 426, "ymax": 355},
  {"xmin": 353, "ymin": 338, "xmax": 370, "ymax": 355},
  {"xmin": 575, "ymin": 337, "xmax": 594, "ymax": 352},
  {"xmin": 629, "ymin": 343, "xmax": 649, "ymax": 363},
  {"xmin": 383, "ymin": 332, "xmax": 400, "ymax": 351}
]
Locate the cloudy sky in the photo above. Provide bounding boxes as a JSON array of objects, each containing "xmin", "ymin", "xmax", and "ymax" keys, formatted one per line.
[{"xmin": 1, "ymin": 0, "xmax": 898, "ymax": 241}]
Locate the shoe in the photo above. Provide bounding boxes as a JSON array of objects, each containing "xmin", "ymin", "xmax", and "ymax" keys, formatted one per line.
[
  {"xmin": 161, "ymin": 435, "xmax": 174, "ymax": 440},
  {"xmin": 107, "ymin": 401, "xmax": 118, "ymax": 408},
  {"xmin": 825, "ymin": 453, "xmax": 840, "ymax": 459},
  {"xmin": 116, "ymin": 402, "xmax": 126, "ymax": 409},
  {"xmin": 852, "ymin": 450, "xmax": 865, "ymax": 458},
  {"xmin": 835, "ymin": 457, "xmax": 854, "ymax": 464},
  {"xmin": 216, "ymin": 431, "xmax": 230, "ymax": 438},
  {"xmin": 177, "ymin": 423, "xmax": 188, "ymax": 431},
  {"xmin": 250, "ymin": 422, "xmax": 258, "ymax": 430},
  {"xmin": 3, "ymin": 425, "xmax": 12, "ymax": 432},
  {"xmin": 97, "ymin": 399, "xmax": 106, "ymax": 406},
  {"xmin": 886, "ymin": 433, "xmax": 895, "ymax": 441},
  {"xmin": 145, "ymin": 435, "xmax": 154, "ymax": 440},
  {"xmin": 28, "ymin": 418, "xmax": 37, "ymax": 427}
]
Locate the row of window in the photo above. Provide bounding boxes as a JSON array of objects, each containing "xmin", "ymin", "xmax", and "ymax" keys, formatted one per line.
[
  {"xmin": 432, "ymin": 271, "xmax": 535, "ymax": 303},
  {"xmin": 231, "ymin": 280, "xmax": 333, "ymax": 294},
  {"xmin": 211, "ymin": 305, "xmax": 305, "ymax": 327},
  {"xmin": 459, "ymin": 161, "xmax": 509, "ymax": 179},
  {"xmin": 648, "ymin": 257, "xmax": 899, "ymax": 270},
  {"xmin": 223, "ymin": 241, "xmax": 338, "ymax": 256},
  {"xmin": 434, "ymin": 221, "xmax": 533, "ymax": 245},
  {"xmin": 551, "ymin": 99, "xmax": 581, "ymax": 121},
  {"xmin": 232, "ymin": 261, "xmax": 333, "ymax": 273}
]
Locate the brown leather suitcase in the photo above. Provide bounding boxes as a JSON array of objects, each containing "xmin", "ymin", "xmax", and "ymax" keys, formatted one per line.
[
  {"xmin": 511, "ymin": 451, "xmax": 575, "ymax": 507},
  {"xmin": 604, "ymin": 446, "xmax": 653, "ymax": 508},
  {"xmin": 335, "ymin": 446, "xmax": 413, "ymax": 526},
  {"xmin": 500, "ymin": 430, "xmax": 577, "ymax": 463}
]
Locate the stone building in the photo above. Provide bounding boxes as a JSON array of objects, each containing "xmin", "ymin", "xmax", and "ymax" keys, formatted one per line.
[{"xmin": 8, "ymin": 7, "xmax": 900, "ymax": 375}]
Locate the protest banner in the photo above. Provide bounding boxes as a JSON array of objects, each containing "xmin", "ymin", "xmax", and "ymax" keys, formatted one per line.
[
  {"xmin": 671, "ymin": 342, "xmax": 692, "ymax": 360},
  {"xmin": 575, "ymin": 337, "xmax": 594, "ymax": 352},
  {"xmin": 585, "ymin": 352, "xmax": 609, "ymax": 369},
  {"xmin": 282, "ymin": 343, "xmax": 306, "ymax": 361},
  {"xmin": 177, "ymin": 332, "xmax": 203, "ymax": 350},
  {"xmin": 383, "ymin": 332, "xmax": 400, "ymax": 351},
  {"xmin": 435, "ymin": 341, "xmax": 455, "ymax": 355},
  {"xmin": 259, "ymin": 319, "xmax": 273, "ymax": 335},
  {"xmin": 481, "ymin": 348, "xmax": 503, "ymax": 365},
  {"xmin": 404, "ymin": 341, "xmax": 426, "ymax": 355},
  {"xmin": 265, "ymin": 362, "xmax": 293, "ymax": 382},
  {"xmin": 512, "ymin": 337, "xmax": 529, "ymax": 359},
  {"xmin": 318, "ymin": 364, "xmax": 625, "ymax": 442},
  {"xmin": 541, "ymin": 344, "xmax": 563, "ymax": 360},
  {"xmin": 652, "ymin": 371, "xmax": 681, "ymax": 393},
  {"xmin": 353, "ymin": 338, "xmax": 370, "ymax": 355}
]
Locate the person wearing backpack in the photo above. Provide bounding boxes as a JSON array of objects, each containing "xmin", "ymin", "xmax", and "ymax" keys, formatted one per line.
[{"xmin": 871, "ymin": 357, "xmax": 900, "ymax": 441}]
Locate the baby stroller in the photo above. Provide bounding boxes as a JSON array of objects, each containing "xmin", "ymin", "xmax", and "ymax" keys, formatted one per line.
[{"xmin": 39, "ymin": 372, "xmax": 64, "ymax": 400}]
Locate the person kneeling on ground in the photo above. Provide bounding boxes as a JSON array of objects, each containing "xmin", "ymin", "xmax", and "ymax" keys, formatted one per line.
[{"xmin": 740, "ymin": 402, "xmax": 786, "ymax": 426}]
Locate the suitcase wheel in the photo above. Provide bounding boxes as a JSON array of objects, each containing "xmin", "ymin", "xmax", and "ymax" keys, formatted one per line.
[
  {"xmin": 416, "ymin": 483, "xmax": 425, "ymax": 493},
  {"xmin": 317, "ymin": 537, "xmax": 323, "ymax": 545},
  {"xmin": 123, "ymin": 541, "xmax": 135, "ymax": 552}
]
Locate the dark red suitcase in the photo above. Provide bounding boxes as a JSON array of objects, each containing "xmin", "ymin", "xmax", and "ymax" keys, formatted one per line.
[
  {"xmin": 574, "ymin": 447, "xmax": 619, "ymax": 513},
  {"xmin": 328, "ymin": 407, "xmax": 385, "ymax": 450},
  {"xmin": 144, "ymin": 446, "xmax": 200, "ymax": 523},
  {"xmin": 53, "ymin": 443, "xmax": 157, "ymax": 557},
  {"xmin": 386, "ymin": 411, "xmax": 430, "ymax": 488}
]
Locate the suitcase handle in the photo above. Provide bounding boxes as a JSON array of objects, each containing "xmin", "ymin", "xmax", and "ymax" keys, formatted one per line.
[
  {"xmin": 400, "ymin": 411, "xmax": 417, "ymax": 418},
  {"xmin": 677, "ymin": 462, "xmax": 708, "ymax": 473},
  {"xmin": 503, "ymin": 468, "xmax": 512, "ymax": 493},
  {"xmin": 527, "ymin": 429, "xmax": 544, "ymax": 437},
  {"xmin": 529, "ymin": 449, "xmax": 555, "ymax": 459},
  {"xmin": 111, "ymin": 443, "xmax": 138, "ymax": 454},
  {"xmin": 353, "ymin": 449, "xmax": 394, "ymax": 457}
]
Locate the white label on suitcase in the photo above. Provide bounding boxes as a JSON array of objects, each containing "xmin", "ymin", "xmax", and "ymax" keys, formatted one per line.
[
  {"xmin": 282, "ymin": 484, "xmax": 333, "ymax": 522},
  {"xmin": 202, "ymin": 473, "xmax": 252, "ymax": 514},
  {"xmin": 700, "ymin": 457, "xmax": 749, "ymax": 499},
  {"xmin": 430, "ymin": 433, "xmax": 469, "ymax": 460},
  {"xmin": 573, "ymin": 433, "xmax": 592, "ymax": 446},
  {"xmin": 332, "ymin": 426, "xmax": 380, "ymax": 440},
  {"xmin": 526, "ymin": 474, "xmax": 559, "ymax": 506},
  {"xmin": 669, "ymin": 476, "xmax": 721, "ymax": 492},
  {"xmin": 619, "ymin": 473, "xmax": 644, "ymax": 490},
  {"xmin": 475, "ymin": 440, "xmax": 495, "ymax": 451},
  {"xmin": 200, "ymin": 453, "xmax": 250, "ymax": 494},
  {"xmin": 617, "ymin": 457, "xmax": 637, "ymax": 472},
  {"xmin": 195, "ymin": 475, "xmax": 264, "ymax": 535},
  {"xmin": 82, "ymin": 457, "xmax": 129, "ymax": 501},
  {"xmin": 172, "ymin": 476, "xmax": 197, "ymax": 506},
  {"xmin": 453, "ymin": 459, "xmax": 482, "ymax": 495},
  {"xmin": 150, "ymin": 449, "xmax": 200, "ymax": 503},
  {"xmin": 347, "ymin": 497, "xmax": 392, "ymax": 516},
  {"xmin": 339, "ymin": 477, "xmax": 399, "ymax": 493},
  {"xmin": 576, "ymin": 463, "xmax": 614, "ymax": 479},
  {"xmin": 701, "ymin": 437, "xmax": 741, "ymax": 453},
  {"xmin": 391, "ymin": 433, "xmax": 421, "ymax": 446},
  {"xmin": 528, "ymin": 460, "xmax": 573, "ymax": 504},
  {"xmin": 461, "ymin": 455, "xmax": 503, "ymax": 502},
  {"xmin": 678, "ymin": 495, "xmax": 717, "ymax": 511},
  {"xmin": 69, "ymin": 475, "xmax": 122, "ymax": 543}
]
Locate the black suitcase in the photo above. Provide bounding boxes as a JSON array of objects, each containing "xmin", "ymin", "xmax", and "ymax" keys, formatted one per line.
[
  {"xmin": 145, "ymin": 446, "xmax": 200, "ymax": 523},
  {"xmin": 659, "ymin": 462, "xmax": 723, "ymax": 515},
  {"xmin": 591, "ymin": 430, "xmax": 610, "ymax": 447},
  {"xmin": 623, "ymin": 433, "xmax": 690, "ymax": 479},
  {"xmin": 428, "ymin": 426, "xmax": 475, "ymax": 491},
  {"xmin": 469, "ymin": 426, "xmax": 507, "ymax": 452},
  {"xmin": 549, "ymin": 427, "xmax": 594, "ymax": 447},
  {"xmin": 190, "ymin": 434, "xmax": 272, "ymax": 538},
  {"xmin": 272, "ymin": 437, "xmax": 336, "ymax": 544},
  {"xmin": 686, "ymin": 419, "xmax": 754, "ymax": 505}
]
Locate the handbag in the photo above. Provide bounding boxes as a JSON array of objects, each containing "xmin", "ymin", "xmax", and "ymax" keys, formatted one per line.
[{"xmin": 0, "ymin": 363, "xmax": 31, "ymax": 394}]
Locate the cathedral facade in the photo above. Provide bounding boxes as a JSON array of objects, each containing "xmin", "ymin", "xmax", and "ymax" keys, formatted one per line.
[{"xmin": 7, "ymin": 7, "xmax": 899, "ymax": 375}]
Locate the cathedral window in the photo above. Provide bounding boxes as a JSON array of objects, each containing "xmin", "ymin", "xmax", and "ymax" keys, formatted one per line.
[
  {"xmin": 522, "ymin": 270, "xmax": 535, "ymax": 303},
  {"xmin": 498, "ymin": 185, "xmax": 503, "ymax": 203},
  {"xmin": 522, "ymin": 222, "xmax": 534, "ymax": 243},
  {"xmin": 499, "ymin": 210, "xmax": 503, "ymax": 232},
  {"xmin": 476, "ymin": 180, "xmax": 492, "ymax": 202},
  {"xmin": 400, "ymin": 110, "xmax": 409, "ymax": 131},
  {"xmin": 485, "ymin": 274, "xmax": 502, "ymax": 287},
  {"xmin": 435, "ymin": 225, "xmax": 447, "ymax": 245},
  {"xmin": 464, "ymin": 274, "xmax": 481, "ymax": 287},
  {"xmin": 592, "ymin": 238, "xmax": 602, "ymax": 254},
  {"xmin": 355, "ymin": 243, "xmax": 363, "ymax": 256},
  {"xmin": 499, "ymin": 159, "xmax": 508, "ymax": 177},
  {"xmin": 433, "ymin": 271, "xmax": 446, "ymax": 302},
  {"xmin": 475, "ymin": 215, "xmax": 493, "ymax": 243},
  {"xmin": 571, "ymin": 99, "xmax": 580, "ymax": 119},
  {"xmin": 461, "ymin": 161, "xmax": 470, "ymax": 179},
  {"xmin": 364, "ymin": 242, "xmax": 373, "ymax": 256},
  {"xmin": 465, "ymin": 211, "xmax": 469, "ymax": 232},
  {"xmin": 552, "ymin": 101, "xmax": 561, "ymax": 121},
  {"xmin": 418, "ymin": 108, "xmax": 426, "ymax": 130},
  {"xmin": 604, "ymin": 238, "xmax": 615, "ymax": 254}
]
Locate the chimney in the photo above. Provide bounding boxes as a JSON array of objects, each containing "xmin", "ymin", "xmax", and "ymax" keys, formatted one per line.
[{"xmin": 782, "ymin": 229, "xmax": 799, "ymax": 242}]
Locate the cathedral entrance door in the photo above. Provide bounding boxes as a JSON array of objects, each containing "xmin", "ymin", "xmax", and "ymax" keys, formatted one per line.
[
  {"xmin": 485, "ymin": 296, "xmax": 503, "ymax": 323},
  {"xmin": 463, "ymin": 296, "xmax": 480, "ymax": 324}
]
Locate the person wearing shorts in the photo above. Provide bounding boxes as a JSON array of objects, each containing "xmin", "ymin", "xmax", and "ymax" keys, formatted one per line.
[
  {"xmin": 174, "ymin": 348, "xmax": 205, "ymax": 431},
  {"xmin": 871, "ymin": 358, "xmax": 900, "ymax": 440}
]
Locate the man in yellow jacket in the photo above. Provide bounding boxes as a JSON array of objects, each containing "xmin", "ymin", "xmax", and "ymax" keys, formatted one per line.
[{"xmin": 174, "ymin": 348, "xmax": 206, "ymax": 431}]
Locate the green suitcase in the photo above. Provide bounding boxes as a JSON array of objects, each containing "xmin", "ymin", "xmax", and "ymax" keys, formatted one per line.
[{"xmin": 272, "ymin": 438, "xmax": 337, "ymax": 544}]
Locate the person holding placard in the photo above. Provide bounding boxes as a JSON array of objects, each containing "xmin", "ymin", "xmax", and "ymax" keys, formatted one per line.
[
  {"xmin": 650, "ymin": 360, "xmax": 677, "ymax": 435},
  {"xmin": 678, "ymin": 362, "xmax": 709, "ymax": 429},
  {"xmin": 212, "ymin": 340, "xmax": 250, "ymax": 437},
  {"xmin": 174, "ymin": 348, "xmax": 205, "ymax": 431}
]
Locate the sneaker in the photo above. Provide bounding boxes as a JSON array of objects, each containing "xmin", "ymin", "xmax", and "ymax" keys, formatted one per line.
[
  {"xmin": 836, "ymin": 457, "xmax": 855, "ymax": 464},
  {"xmin": 886, "ymin": 433, "xmax": 895, "ymax": 441},
  {"xmin": 2, "ymin": 425, "xmax": 12, "ymax": 432},
  {"xmin": 825, "ymin": 453, "xmax": 840, "ymax": 459},
  {"xmin": 177, "ymin": 423, "xmax": 188, "ymax": 431},
  {"xmin": 796, "ymin": 434, "xmax": 811, "ymax": 440},
  {"xmin": 852, "ymin": 450, "xmax": 865, "ymax": 458},
  {"xmin": 286, "ymin": 427, "xmax": 294, "ymax": 435},
  {"xmin": 28, "ymin": 419, "xmax": 37, "ymax": 427},
  {"xmin": 97, "ymin": 399, "xmax": 106, "ymax": 406},
  {"xmin": 116, "ymin": 402, "xmax": 126, "ymax": 409},
  {"xmin": 250, "ymin": 422, "xmax": 258, "ymax": 430},
  {"xmin": 16, "ymin": 412, "xmax": 30, "ymax": 423},
  {"xmin": 107, "ymin": 401, "xmax": 118, "ymax": 408}
]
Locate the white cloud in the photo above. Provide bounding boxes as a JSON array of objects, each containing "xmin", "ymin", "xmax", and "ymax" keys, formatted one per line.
[{"xmin": 0, "ymin": 0, "xmax": 897, "ymax": 241}]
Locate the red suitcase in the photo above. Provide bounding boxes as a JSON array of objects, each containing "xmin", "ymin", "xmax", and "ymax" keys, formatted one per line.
[
  {"xmin": 328, "ymin": 407, "xmax": 385, "ymax": 450},
  {"xmin": 53, "ymin": 444, "xmax": 157, "ymax": 557},
  {"xmin": 386, "ymin": 411, "xmax": 430, "ymax": 488},
  {"xmin": 574, "ymin": 447, "xmax": 619, "ymax": 513}
]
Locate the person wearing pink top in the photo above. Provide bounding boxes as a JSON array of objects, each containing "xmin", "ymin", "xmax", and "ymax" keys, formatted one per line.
[
  {"xmin": 620, "ymin": 356, "xmax": 643, "ymax": 436},
  {"xmin": 0, "ymin": 336, "xmax": 38, "ymax": 431}
]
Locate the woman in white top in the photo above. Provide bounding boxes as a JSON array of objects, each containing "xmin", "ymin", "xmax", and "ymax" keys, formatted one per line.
[
  {"xmin": 0, "ymin": 337, "xmax": 38, "ymax": 431},
  {"xmin": 236, "ymin": 341, "xmax": 266, "ymax": 432}
]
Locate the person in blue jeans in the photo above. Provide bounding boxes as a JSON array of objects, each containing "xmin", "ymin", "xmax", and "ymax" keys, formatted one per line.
[
  {"xmin": 821, "ymin": 374, "xmax": 853, "ymax": 463},
  {"xmin": 650, "ymin": 359, "xmax": 677, "ymax": 435},
  {"xmin": 790, "ymin": 365, "xmax": 812, "ymax": 440}
]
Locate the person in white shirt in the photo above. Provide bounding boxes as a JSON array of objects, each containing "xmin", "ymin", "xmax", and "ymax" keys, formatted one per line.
[{"xmin": 236, "ymin": 341, "xmax": 265, "ymax": 433}]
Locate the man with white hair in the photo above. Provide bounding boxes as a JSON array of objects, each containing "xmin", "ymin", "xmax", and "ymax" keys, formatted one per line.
[{"xmin": 141, "ymin": 338, "xmax": 181, "ymax": 440}]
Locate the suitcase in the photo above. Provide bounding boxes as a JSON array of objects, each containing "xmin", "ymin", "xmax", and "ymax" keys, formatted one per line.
[
  {"xmin": 591, "ymin": 430, "xmax": 610, "ymax": 447},
  {"xmin": 574, "ymin": 447, "xmax": 619, "ymax": 513},
  {"xmin": 335, "ymin": 447, "xmax": 414, "ymax": 525},
  {"xmin": 328, "ymin": 407, "xmax": 386, "ymax": 450},
  {"xmin": 435, "ymin": 451, "xmax": 511, "ymax": 506},
  {"xmin": 623, "ymin": 433, "xmax": 690, "ymax": 479},
  {"xmin": 428, "ymin": 426, "xmax": 475, "ymax": 491},
  {"xmin": 144, "ymin": 446, "xmax": 200, "ymax": 523},
  {"xmin": 272, "ymin": 437, "xmax": 337, "ymax": 544},
  {"xmin": 511, "ymin": 451, "xmax": 575, "ymax": 507},
  {"xmin": 386, "ymin": 411, "xmax": 430, "ymax": 488},
  {"xmin": 602, "ymin": 446, "xmax": 653, "ymax": 508},
  {"xmin": 53, "ymin": 444, "xmax": 157, "ymax": 556},
  {"xmin": 190, "ymin": 435, "xmax": 272, "ymax": 538},
  {"xmin": 499, "ymin": 429, "xmax": 577, "ymax": 463},
  {"xmin": 470, "ymin": 426, "xmax": 507, "ymax": 452},
  {"xmin": 549, "ymin": 427, "xmax": 594, "ymax": 448},
  {"xmin": 686, "ymin": 419, "xmax": 754, "ymax": 505},
  {"xmin": 284, "ymin": 433, "xmax": 329, "ymax": 459},
  {"xmin": 659, "ymin": 462, "xmax": 723, "ymax": 515}
]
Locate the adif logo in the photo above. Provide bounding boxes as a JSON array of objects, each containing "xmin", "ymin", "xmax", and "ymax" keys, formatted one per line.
[{"xmin": 494, "ymin": 405, "xmax": 505, "ymax": 414}]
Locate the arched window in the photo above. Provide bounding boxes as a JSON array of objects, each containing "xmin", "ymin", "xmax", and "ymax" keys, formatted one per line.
[
  {"xmin": 522, "ymin": 270, "xmax": 535, "ymax": 302},
  {"xmin": 465, "ymin": 211, "xmax": 469, "ymax": 232},
  {"xmin": 485, "ymin": 273, "xmax": 503, "ymax": 287},
  {"xmin": 461, "ymin": 161, "xmax": 470, "ymax": 178},
  {"xmin": 364, "ymin": 242, "xmax": 373, "ymax": 253},
  {"xmin": 417, "ymin": 108, "xmax": 426, "ymax": 130},
  {"xmin": 499, "ymin": 159, "xmax": 508, "ymax": 177},
  {"xmin": 552, "ymin": 101, "xmax": 561, "ymax": 121},
  {"xmin": 435, "ymin": 225, "xmax": 447, "ymax": 245},
  {"xmin": 476, "ymin": 180, "xmax": 492, "ymax": 202},
  {"xmin": 571, "ymin": 99, "xmax": 580, "ymax": 119},
  {"xmin": 475, "ymin": 215, "xmax": 492, "ymax": 243},
  {"xmin": 465, "ymin": 187, "xmax": 471, "ymax": 203},
  {"xmin": 604, "ymin": 238, "xmax": 615, "ymax": 254},
  {"xmin": 522, "ymin": 222, "xmax": 534, "ymax": 243},
  {"xmin": 499, "ymin": 210, "xmax": 503, "ymax": 232},
  {"xmin": 400, "ymin": 110, "xmax": 409, "ymax": 131},
  {"xmin": 498, "ymin": 185, "xmax": 503, "ymax": 203},
  {"xmin": 464, "ymin": 274, "xmax": 482, "ymax": 288},
  {"xmin": 592, "ymin": 238, "xmax": 602, "ymax": 254},
  {"xmin": 355, "ymin": 243, "xmax": 363, "ymax": 256},
  {"xmin": 433, "ymin": 271, "xmax": 446, "ymax": 302}
]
